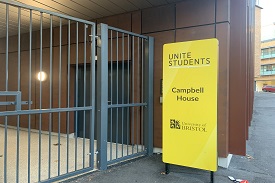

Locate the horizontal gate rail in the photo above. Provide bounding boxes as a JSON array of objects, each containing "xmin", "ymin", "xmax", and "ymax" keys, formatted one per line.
[
  {"xmin": 0, "ymin": 91, "xmax": 22, "ymax": 111},
  {"xmin": 108, "ymin": 103, "xmax": 147, "ymax": 108},
  {"xmin": 0, "ymin": 0, "xmax": 95, "ymax": 26},
  {"xmin": 39, "ymin": 167, "xmax": 95, "ymax": 183},
  {"xmin": 0, "ymin": 106, "xmax": 93, "ymax": 116}
]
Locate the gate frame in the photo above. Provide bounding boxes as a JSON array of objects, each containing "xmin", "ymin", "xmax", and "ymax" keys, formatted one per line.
[
  {"xmin": 96, "ymin": 23, "xmax": 154, "ymax": 170},
  {"xmin": 0, "ymin": 1, "xmax": 97, "ymax": 182}
]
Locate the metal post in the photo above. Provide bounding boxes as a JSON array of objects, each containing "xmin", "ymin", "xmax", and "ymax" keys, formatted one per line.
[
  {"xmin": 210, "ymin": 171, "xmax": 214, "ymax": 183},
  {"xmin": 58, "ymin": 17, "xmax": 62, "ymax": 176},
  {"xmin": 66, "ymin": 19, "xmax": 71, "ymax": 174},
  {"xmin": 90, "ymin": 24, "xmax": 96, "ymax": 169},
  {"xmin": 121, "ymin": 32, "xmax": 125, "ymax": 157},
  {"xmin": 16, "ymin": 7, "xmax": 21, "ymax": 183},
  {"xmin": 131, "ymin": 36, "xmax": 135, "ymax": 154},
  {"xmin": 136, "ymin": 37, "xmax": 140, "ymax": 153},
  {"xmin": 96, "ymin": 23, "xmax": 108, "ymax": 170},
  {"xmin": 165, "ymin": 163, "xmax": 170, "ymax": 174},
  {"xmin": 143, "ymin": 36, "xmax": 154, "ymax": 155},
  {"xmin": 48, "ymin": 14, "xmax": 53, "ymax": 179},
  {"xmin": 116, "ymin": 31, "xmax": 119, "ymax": 159},
  {"xmin": 83, "ymin": 24, "xmax": 87, "ymax": 168},
  {"xmin": 110, "ymin": 30, "xmax": 113, "ymax": 161},
  {"xmin": 126, "ymin": 34, "xmax": 130, "ymax": 156},
  {"xmin": 38, "ymin": 12, "xmax": 43, "ymax": 182},
  {"xmin": 28, "ymin": 9, "xmax": 32, "ymax": 183},
  {"xmin": 4, "ymin": 5, "xmax": 9, "ymax": 183},
  {"xmin": 75, "ymin": 22, "xmax": 79, "ymax": 171}
]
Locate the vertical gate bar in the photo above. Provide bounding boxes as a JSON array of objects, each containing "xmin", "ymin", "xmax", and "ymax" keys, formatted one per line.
[
  {"xmin": 38, "ymin": 12, "xmax": 43, "ymax": 182},
  {"xmin": 127, "ymin": 34, "xmax": 130, "ymax": 156},
  {"xmin": 58, "ymin": 17, "xmax": 62, "ymax": 176},
  {"xmin": 16, "ymin": 7, "xmax": 21, "ymax": 183},
  {"xmin": 66, "ymin": 19, "xmax": 71, "ymax": 173},
  {"xmin": 141, "ymin": 39, "xmax": 144, "ymax": 151},
  {"xmin": 136, "ymin": 37, "xmax": 140, "ymax": 153},
  {"xmin": 48, "ymin": 14, "xmax": 53, "ymax": 178},
  {"xmin": 131, "ymin": 36, "xmax": 135, "ymax": 154},
  {"xmin": 121, "ymin": 33, "xmax": 124, "ymax": 157},
  {"xmin": 89, "ymin": 25, "xmax": 95, "ymax": 169},
  {"xmin": 5, "ymin": 5, "xmax": 8, "ymax": 90},
  {"xmin": 83, "ymin": 24, "xmax": 87, "ymax": 168},
  {"xmin": 96, "ymin": 23, "xmax": 108, "ymax": 170},
  {"xmin": 48, "ymin": 14, "xmax": 53, "ymax": 179},
  {"xmin": 116, "ymin": 31, "xmax": 119, "ymax": 159},
  {"xmin": 143, "ymin": 37, "xmax": 154, "ymax": 155},
  {"xmin": 75, "ymin": 22, "xmax": 79, "ymax": 171},
  {"xmin": 4, "ymin": 4, "xmax": 9, "ymax": 183},
  {"xmin": 28, "ymin": 10, "xmax": 32, "ymax": 183},
  {"xmin": 82, "ymin": 24, "xmax": 87, "ymax": 168},
  {"xmin": 110, "ymin": 30, "xmax": 113, "ymax": 161}
]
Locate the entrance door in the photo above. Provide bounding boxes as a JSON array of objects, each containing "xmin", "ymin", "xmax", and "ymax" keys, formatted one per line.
[{"xmin": 77, "ymin": 63, "xmax": 129, "ymax": 144}]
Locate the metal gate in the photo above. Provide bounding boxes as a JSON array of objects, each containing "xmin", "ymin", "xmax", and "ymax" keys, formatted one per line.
[
  {"xmin": 96, "ymin": 24, "xmax": 154, "ymax": 169},
  {"xmin": 0, "ymin": 1, "xmax": 153, "ymax": 183}
]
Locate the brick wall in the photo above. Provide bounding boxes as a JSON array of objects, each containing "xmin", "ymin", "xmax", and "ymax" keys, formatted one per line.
[{"xmin": 254, "ymin": 6, "xmax": 262, "ymax": 78}]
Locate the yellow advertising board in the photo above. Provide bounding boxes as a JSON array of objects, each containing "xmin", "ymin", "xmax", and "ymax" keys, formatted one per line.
[{"xmin": 162, "ymin": 38, "xmax": 218, "ymax": 171}]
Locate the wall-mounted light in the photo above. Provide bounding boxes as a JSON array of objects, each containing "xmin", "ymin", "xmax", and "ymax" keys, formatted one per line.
[{"xmin": 37, "ymin": 71, "xmax": 47, "ymax": 81}]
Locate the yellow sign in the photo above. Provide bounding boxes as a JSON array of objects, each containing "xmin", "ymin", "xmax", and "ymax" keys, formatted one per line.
[{"xmin": 162, "ymin": 38, "xmax": 218, "ymax": 171}]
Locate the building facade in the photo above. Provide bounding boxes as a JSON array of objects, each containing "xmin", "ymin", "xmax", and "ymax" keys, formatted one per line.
[
  {"xmin": 99, "ymin": 0, "xmax": 256, "ymax": 161},
  {"xmin": 0, "ymin": 0, "xmax": 256, "ymax": 172},
  {"xmin": 255, "ymin": 39, "xmax": 275, "ymax": 91},
  {"xmin": 254, "ymin": 5, "xmax": 262, "ymax": 87}
]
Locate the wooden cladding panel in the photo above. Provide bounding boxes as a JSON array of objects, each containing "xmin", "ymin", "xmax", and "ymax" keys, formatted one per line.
[
  {"xmin": 142, "ymin": 4, "xmax": 175, "ymax": 33},
  {"xmin": 217, "ymin": 0, "xmax": 230, "ymax": 23},
  {"xmin": 176, "ymin": 0, "xmax": 215, "ymax": 28},
  {"xmin": 132, "ymin": 11, "xmax": 141, "ymax": 34},
  {"xmin": 145, "ymin": 30, "xmax": 175, "ymax": 148},
  {"xmin": 229, "ymin": 0, "xmax": 248, "ymax": 156},
  {"xmin": 97, "ymin": 13, "xmax": 132, "ymax": 32},
  {"xmin": 176, "ymin": 25, "xmax": 215, "ymax": 42},
  {"xmin": 216, "ymin": 23, "xmax": 230, "ymax": 157}
]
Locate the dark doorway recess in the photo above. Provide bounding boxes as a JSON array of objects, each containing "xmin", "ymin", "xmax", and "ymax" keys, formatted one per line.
[{"xmin": 77, "ymin": 62, "xmax": 130, "ymax": 144}]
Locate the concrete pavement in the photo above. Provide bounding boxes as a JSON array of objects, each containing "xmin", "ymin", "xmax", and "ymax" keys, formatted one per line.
[{"xmin": 64, "ymin": 92, "xmax": 275, "ymax": 183}]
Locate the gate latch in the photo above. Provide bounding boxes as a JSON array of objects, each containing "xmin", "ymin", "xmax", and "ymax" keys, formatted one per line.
[{"xmin": 0, "ymin": 91, "xmax": 32, "ymax": 111}]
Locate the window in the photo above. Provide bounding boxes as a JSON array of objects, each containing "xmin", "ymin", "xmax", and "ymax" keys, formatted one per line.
[
  {"xmin": 261, "ymin": 47, "xmax": 275, "ymax": 59},
  {"xmin": 261, "ymin": 64, "xmax": 275, "ymax": 75},
  {"xmin": 261, "ymin": 48, "xmax": 269, "ymax": 56}
]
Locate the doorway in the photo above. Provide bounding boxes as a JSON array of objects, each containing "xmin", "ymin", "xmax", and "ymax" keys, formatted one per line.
[{"xmin": 77, "ymin": 62, "xmax": 130, "ymax": 144}]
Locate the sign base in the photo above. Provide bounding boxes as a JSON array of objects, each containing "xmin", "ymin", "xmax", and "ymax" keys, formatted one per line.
[{"xmin": 163, "ymin": 163, "xmax": 215, "ymax": 183}]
